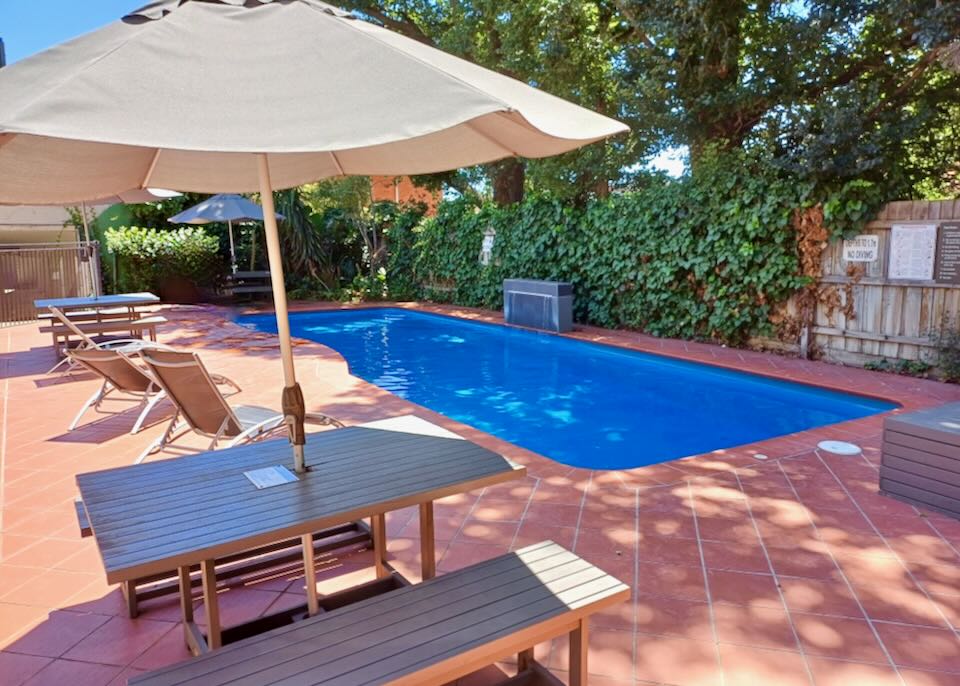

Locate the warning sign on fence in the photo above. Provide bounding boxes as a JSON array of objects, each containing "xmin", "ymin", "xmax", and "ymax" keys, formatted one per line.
[{"xmin": 842, "ymin": 234, "xmax": 879, "ymax": 263}]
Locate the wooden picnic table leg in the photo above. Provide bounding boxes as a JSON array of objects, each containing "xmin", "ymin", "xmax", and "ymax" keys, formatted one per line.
[
  {"xmin": 419, "ymin": 501, "xmax": 436, "ymax": 581},
  {"xmin": 302, "ymin": 533, "xmax": 320, "ymax": 616},
  {"xmin": 200, "ymin": 559, "xmax": 222, "ymax": 650},
  {"xmin": 568, "ymin": 619, "xmax": 588, "ymax": 686},
  {"xmin": 121, "ymin": 579, "xmax": 138, "ymax": 618},
  {"xmin": 178, "ymin": 565, "xmax": 208, "ymax": 656},
  {"xmin": 371, "ymin": 513, "xmax": 388, "ymax": 579}
]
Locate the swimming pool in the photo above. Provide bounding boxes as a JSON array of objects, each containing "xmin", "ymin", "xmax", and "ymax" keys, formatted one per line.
[{"xmin": 237, "ymin": 308, "xmax": 896, "ymax": 470}]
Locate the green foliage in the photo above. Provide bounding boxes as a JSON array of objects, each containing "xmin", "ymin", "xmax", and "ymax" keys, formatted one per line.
[
  {"xmin": 404, "ymin": 149, "xmax": 810, "ymax": 344},
  {"xmin": 930, "ymin": 318, "xmax": 960, "ymax": 383},
  {"xmin": 863, "ymin": 358, "xmax": 933, "ymax": 378},
  {"xmin": 104, "ymin": 226, "xmax": 225, "ymax": 295}
]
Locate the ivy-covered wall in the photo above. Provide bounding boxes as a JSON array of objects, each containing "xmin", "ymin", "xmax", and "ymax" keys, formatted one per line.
[{"xmin": 389, "ymin": 152, "xmax": 877, "ymax": 345}]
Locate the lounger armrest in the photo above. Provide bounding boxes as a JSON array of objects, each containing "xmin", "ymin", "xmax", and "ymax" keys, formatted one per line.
[
  {"xmin": 210, "ymin": 374, "xmax": 242, "ymax": 394},
  {"xmin": 305, "ymin": 412, "xmax": 345, "ymax": 428}
]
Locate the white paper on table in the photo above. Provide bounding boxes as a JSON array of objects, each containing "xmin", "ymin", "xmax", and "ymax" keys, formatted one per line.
[{"xmin": 244, "ymin": 465, "xmax": 299, "ymax": 489}]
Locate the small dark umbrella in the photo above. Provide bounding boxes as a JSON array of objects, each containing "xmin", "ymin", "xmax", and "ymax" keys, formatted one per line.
[{"xmin": 168, "ymin": 193, "xmax": 283, "ymax": 273}]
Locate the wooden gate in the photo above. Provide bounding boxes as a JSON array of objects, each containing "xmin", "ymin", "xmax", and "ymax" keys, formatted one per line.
[{"xmin": 0, "ymin": 242, "xmax": 101, "ymax": 325}]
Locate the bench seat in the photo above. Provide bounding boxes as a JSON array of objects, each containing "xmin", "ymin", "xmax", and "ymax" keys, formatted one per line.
[
  {"xmin": 39, "ymin": 315, "xmax": 167, "ymax": 335},
  {"xmin": 131, "ymin": 541, "xmax": 629, "ymax": 686}
]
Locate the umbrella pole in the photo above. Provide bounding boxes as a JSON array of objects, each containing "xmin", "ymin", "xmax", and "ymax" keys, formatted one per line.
[
  {"xmin": 80, "ymin": 201, "xmax": 98, "ymax": 297},
  {"xmin": 228, "ymin": 220, "xmax": 237, "ymax": 273},
  {"xmin": 256, "ymin": 153, "xmax": 307, "ymax": 474}
]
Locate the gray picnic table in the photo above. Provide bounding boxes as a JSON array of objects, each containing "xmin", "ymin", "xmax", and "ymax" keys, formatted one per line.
[
  {"xmin": 34, "ymin": 291, "xmax": 160, "ymax": 311},
  {"xmin": 76, "ymin": 425, "xmax": 525, "ymax": 655}
]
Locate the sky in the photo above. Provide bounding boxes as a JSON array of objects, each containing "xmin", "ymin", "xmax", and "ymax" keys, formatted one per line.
[
  {"xmin": 0, "ymin": 0, "xmax": 135, "ymax": 64},
  {"xmin": 0, "ymin": 0, "xmax": 687, "ymax": 176}
]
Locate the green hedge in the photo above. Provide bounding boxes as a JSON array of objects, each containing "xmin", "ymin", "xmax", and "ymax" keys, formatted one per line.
[
  {"xmin": 105, "ymin": 226, "xmax": 225, "ymax": 297},
  {"xmin": 392, "ymin": 152, "xmax": 823, "ymax": 344}
]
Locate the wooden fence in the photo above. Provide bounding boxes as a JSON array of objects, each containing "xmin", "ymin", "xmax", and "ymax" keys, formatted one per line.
[
  {"xmin": 806, "ymin": 200, "xmax": 960, "ymax": 365},
  {"xmin": 0, "ymin": 242, "xmax": 101, "ymax": 325}
]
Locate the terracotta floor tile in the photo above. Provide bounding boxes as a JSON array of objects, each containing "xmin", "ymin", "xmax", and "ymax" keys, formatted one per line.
[
  {"xmin": 0, "ymin": 651, "xmax": 52, "ymax": 686},
  {"xmin": 62, "ymin": 616, "xmax": 177, "ymax": 666},
  {"xmin": 130, "ymin": 623, "xmax": 191, "ymax": 671},
  {"xmin": 706, "ymin": 570, "xmax": 782, "ymax": 608},
  {"xmin": 0, "ymin": 568, "xmax": 99, "ymax": 608},
  {"xmin": 701, "ymin": 540, "xmax": 769, "ymax": 574},
  {"xmin": 4, "ymin": 610, "xmax": 110, "ymax": 658},
  {"xmin": 901, "ymin": 668, "xmax": 960, "ymax": 686},
  {"xmin": 456, "ymin": 520, "xmax": 520, "ymax": 546},
  {"xmin": 573, "ymin": 526, "xmax": 636, "ymax": 558},
  {"xmin": 805, "ymin": 657, "xmax": 902, "ymax": 686},
  {"xmin": 634, "ymin": 634, "xmax": 720, "ymax": 686},
  {"xmin": 469, "ymin": 499, "xmax": 527, "ymax": 523},
  {"xmin": 779, "ymin": 577, "xmax": 864, "ymax": 618},
  {"xmin": 718, "ymin": 644, "xmax": 812, "ymax": 686},
  {"xmin": 635, "ymin": 561, "xmax": 707, "ymax": 602},
  {"xmin": 874, "ymin": 623, "xmax": 960, "ymax": 673},
  {"xmin": 766, "ymin": 546, "xmax": 837, "ymax": 580},
  {"xmin": 547, "ymin": 628, "xmax": 633, "ymax": 680},
  {"xmin": 438, "ymin": 541, "xmax": 510, "ymax": 573},
  {"xmin": 0, "ymin": 603, "xmax": 50, "ymax": 646},
  {"xmin": 635, "ymin": 595, "xmax": 713, "ymax": 640},
  {"xmin": 854, "ymin": 583, "xmax": 950, "ymax": 628},
  {"xmin": 793, "ymin": 614, "xmax": 887, "ymax": 663},
  {"xmin": 512, "ymin": 522, "xmax": 576, "ymax": 550},
  {"xmin": 23, "ymin": 659, "xmax": 124, "ymax": 686},
  {"xmin": 713, "ymin": 604, "xmax": 799, "ymax": 650},
  {"xmin": 523, "ymin": 502, "xmax": 582, "ymax": 529},
  {"xmin": 636, "ymin": 533, "xmax": 702, "ymax": 567}
]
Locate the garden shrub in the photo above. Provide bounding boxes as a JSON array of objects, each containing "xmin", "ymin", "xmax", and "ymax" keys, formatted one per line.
[
  {"xmin": 105, "ymin": 226, "xmax": 225, "ymax": 298},
  {"xmin": 403, "ymin": 150, "xmax": 817, "ymax": 344}
]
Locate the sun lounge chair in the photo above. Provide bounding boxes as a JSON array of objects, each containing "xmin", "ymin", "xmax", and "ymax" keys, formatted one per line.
[
  {"xmin": 67, "ymin": 348, "xmax": 168, "ymax": 435},
  {"xmin": 136, "ymin": 349, "xmax": 343, "ymax": 463},
  {"xmin": 45, "ymin": 306, "xmax": 169, "ymax": 373}
]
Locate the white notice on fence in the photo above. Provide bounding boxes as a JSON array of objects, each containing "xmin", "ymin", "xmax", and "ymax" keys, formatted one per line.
[
  {"xmin": 888, "ymin": 224, "xmax": 936, "ymax": 280},
  {"xmin": 842, "ymin": 234, "xmax": 879, "ymax": 262}
]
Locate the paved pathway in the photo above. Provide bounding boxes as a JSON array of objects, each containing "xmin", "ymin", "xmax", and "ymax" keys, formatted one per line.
[{"xmin": 1, "ymin": 303, "xmax": 959, "ymax": 686}]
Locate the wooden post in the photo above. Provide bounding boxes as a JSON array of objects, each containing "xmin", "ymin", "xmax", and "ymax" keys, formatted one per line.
[
  {"xmin": 419, "ymin": 501, "xmax": 436, "ymax": 580},
  {"xmin": 302, "ymin": 533, "xmax": 320, "ymax": 616},
  {"xmin": 200, "ymin": 559, "xmax": 221, "ymax": 650},
  {"xmin": 122, "ymin": 579, "xmax": 138, "ymax": 618},
  {"xmin": 371, "ymin": 513, "xmax": 388, "ymax": 579},
  {"xmin": 517, "ymin": 647, "xmax": 534, "ymax": 673},
  {"xmin": 569, "ymin": 619, "xmax": 588, "ymax": 686}
]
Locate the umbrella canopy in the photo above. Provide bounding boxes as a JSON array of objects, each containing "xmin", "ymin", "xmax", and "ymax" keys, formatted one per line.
[
  {"xmin": 0, "ymin": 0, "xmax": 628, "ymax": 472},
  {"xmin": 168, "ymin": 194, "xmax": 284, "ymax": 272},
  {"xmin": 167, "ymin": 194, "xmax": 281, "ymax": 224}
]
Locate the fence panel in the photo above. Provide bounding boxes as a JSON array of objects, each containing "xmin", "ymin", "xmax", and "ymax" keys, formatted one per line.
[
  {"xmin": 0, "ymin": 242, "xmax": 101, "ymax": 325},
  {"xmin": 810, "ymin": 200, "xmax": 960, "ymax": 365}
]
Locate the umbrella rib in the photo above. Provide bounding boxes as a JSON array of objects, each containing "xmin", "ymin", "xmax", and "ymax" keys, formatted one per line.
[
  {"xmin": 142, "ymin": 148, "xmax": 163, "ymax": 189},
  {"xmin": 328, "ymin": 150, "xmax": 345, "ymax": 176},
  {"xmin": 464, "ymin": 120, "xmax": 518, "ymax": 157}
]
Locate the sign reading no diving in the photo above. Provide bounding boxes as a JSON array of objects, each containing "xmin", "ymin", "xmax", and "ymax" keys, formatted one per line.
[{"xmin": 842, "ymin": 234, "xmax": 879, "ymax": 262}]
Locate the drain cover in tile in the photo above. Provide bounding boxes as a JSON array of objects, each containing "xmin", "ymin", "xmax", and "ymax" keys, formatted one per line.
[{"xmin": 817, "ymin": 440, "xmax": 861, "ymax": 455}]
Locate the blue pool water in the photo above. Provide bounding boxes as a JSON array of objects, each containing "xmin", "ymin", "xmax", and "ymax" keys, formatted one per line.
[{"xmin": 237, "ymin": 308, "xmax": 895, "ymax": 469}]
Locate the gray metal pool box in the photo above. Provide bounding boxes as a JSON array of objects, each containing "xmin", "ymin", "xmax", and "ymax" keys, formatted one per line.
[
  {"xmin": 503, "ymin": 279, "xmax": 573, "ymax": 333},
  {"xmin": 880, "ymin": 402, "xmax": 960, "ymax": 520}
]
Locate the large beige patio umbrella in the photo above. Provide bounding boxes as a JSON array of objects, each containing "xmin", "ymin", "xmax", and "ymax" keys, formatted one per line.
[{"xmin": 0, "ymin": 0, "xmax": 628, "ymax": 473}]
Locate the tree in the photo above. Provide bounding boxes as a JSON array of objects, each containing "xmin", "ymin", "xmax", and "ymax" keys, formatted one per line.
[
  {"xmin": 617, "ymin": 0, "xmax": 960, "ymax": 196},
  {"xmin": 339, "ymin": 0, "xmax": 643, "ymax": 204}
]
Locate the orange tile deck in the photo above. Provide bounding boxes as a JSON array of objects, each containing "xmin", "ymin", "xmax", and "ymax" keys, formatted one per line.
[{"xmin": 2, "ymin": 302, "xmax": 959, "ymax": 686}]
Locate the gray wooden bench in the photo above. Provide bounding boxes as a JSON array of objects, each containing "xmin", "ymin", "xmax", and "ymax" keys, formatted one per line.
[
  {"xmin": 225, "ymin": 271, "xmax": 272, "ymax": 299},
  {"xmin": 40, "ymin": 315, "xmax": 166, "ymax": 355},
  {"xmin": 130, "ymin": 541, "xmax": 629, "ymax": 686}
]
